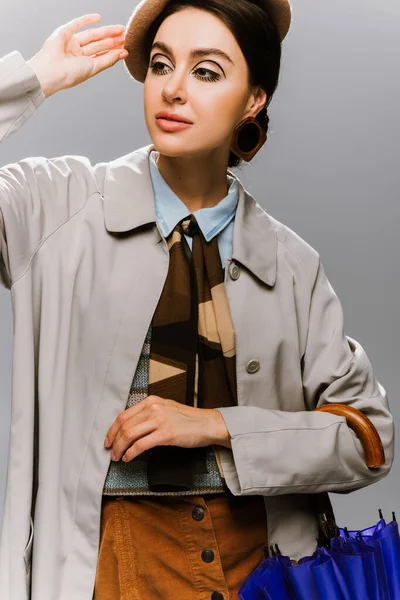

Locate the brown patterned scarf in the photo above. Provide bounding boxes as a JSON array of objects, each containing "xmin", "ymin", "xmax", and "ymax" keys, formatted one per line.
[{"xmin": 145, "ymin": 214, "xmax": 238, "ymax": 492}]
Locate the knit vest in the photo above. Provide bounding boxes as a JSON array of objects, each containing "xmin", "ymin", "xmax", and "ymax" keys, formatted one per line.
[{"xmin": 102, "ymin": 325, "xmax": 227, "ymax": 496}]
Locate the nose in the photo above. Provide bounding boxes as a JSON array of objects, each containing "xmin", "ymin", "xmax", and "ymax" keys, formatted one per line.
[{"xmin": 161, "ymin": 67, "xmax": 188, "ymax": 104}]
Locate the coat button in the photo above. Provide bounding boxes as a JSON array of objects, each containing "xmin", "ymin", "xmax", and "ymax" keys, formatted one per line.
[
  {"xmin": 246, "ymin": 359, "xmax": 260, "ymax": 374},
  {"xmin": 192, "ymin": 506, "xmax": 205, "ymax": 521},
  {"xmin": 211, "ymin": 593, "xmax": 224, "ymax": 600},
  {"xmin": 229, "ymin": 263, "xmax": 241, "ymax": 280},
  {"xmin": 201, "ymin": 549, "xmax": 215, "ymax": 563}
]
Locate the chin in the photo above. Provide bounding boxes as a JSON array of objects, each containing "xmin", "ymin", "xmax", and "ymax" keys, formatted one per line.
[{"xmin": 149, "ymin": 133, "xmax": 199, "ymax": 158}]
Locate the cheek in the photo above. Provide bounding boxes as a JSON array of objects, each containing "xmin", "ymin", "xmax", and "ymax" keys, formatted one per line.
[
  {"xmin": 197, "ymin": 88, "xmax": 244, "ymax": 135},
  {"xmin": 143, "ymin": 84, "xmax": 159, "ymax": 129},
  {"xmin": 143, "ymin": 76, "xmax": 161, "ymax": 105},
  {"xmin": 143, "ymin": 83, "xmax": 153, "ymax": 113}
]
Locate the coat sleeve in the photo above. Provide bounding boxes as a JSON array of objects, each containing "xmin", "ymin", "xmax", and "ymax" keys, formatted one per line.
[
  {"xmin": 0, "ymin": 50, "xmax": 96, "ymax": 289},
  {"xmin": 216, "ymin": 258, "xmax": 395, "ymax": 496},
  {"xmin": 0, "ymin": 50, "xmax": 46, "ymax": 287}
]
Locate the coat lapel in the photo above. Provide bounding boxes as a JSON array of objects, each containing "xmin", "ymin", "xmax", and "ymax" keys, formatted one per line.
[
  {"xmin": 231, "ymin": 182, "xmax": 277, "ymax": 287},
  {"xmin": 103, "ymin": 144, "xmax": 158, "ymax": 234}
]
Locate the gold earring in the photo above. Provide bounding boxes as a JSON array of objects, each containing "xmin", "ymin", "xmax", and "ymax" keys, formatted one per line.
[{"xmin": 231, "ymin": 116, "xmax": 267, "ymax": 162}]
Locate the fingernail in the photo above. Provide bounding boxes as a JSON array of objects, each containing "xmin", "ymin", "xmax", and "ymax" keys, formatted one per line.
[
  {"xmin": 104, "ymin": 437, "xmax": 110, "ymax": 447},
  {"xmin": 122, "ymin": 455, "xmax": 128, "ymax": 462},
  {"xmin": 111, "ymin": 453, "xmax": 117, "ymax": 461}
]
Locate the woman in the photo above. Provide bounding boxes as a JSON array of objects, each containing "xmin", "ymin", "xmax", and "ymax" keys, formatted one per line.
[{"xmin": 0, "ymin": 1, "xmax": 394, "ymax": 599}]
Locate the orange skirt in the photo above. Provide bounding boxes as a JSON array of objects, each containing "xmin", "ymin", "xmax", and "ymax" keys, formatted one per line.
[{"xmin": 93, "ymin": 491, "xmax": 268, "ymax": 600}]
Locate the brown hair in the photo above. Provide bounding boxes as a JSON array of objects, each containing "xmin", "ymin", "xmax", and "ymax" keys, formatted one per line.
[{"xmin": 143, "ymin": 0, "xmax": 282, "ymax": 168}]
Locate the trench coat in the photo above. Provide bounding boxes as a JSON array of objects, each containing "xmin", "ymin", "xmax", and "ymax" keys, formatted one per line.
[{"xmin": 0, "ymin": 50, "xmax": 395, "ymax": 600}]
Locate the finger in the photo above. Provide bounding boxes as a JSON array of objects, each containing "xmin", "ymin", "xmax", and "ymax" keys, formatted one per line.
[
  {"xmin": 111, "ymin": 409, "xmax": 152, "ymax": 448},
  {"xmin": 82, "ymin": 36, "xmax": 125, "ymax": 58},
  {"xmin": 112, "ymin": 419, "xmax": 158, "ymax": 461},
  {"xmin": 63, "ymin": 14, "xmax": 102, "ymax": 38},
  {"xmin": 122, "ymin": 431, "xmax": 163, "ymax": 462},
  {"xmin": 90, "ymin": 48, "xmax": 129, "ymax": 77},
  {"xmin": 75, "ymin": 24, "xmax": 125, "ymax": 47},
  {"xmin": 104, "ymin": 397, "xmax": 169, "ymax": 447},
  {"xmin": 105, "ymin": 402, "xmax": 150, "ymax": 447}
]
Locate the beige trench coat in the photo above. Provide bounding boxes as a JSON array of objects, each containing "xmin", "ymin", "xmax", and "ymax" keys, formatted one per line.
[{"xmin": 0, "ymin": 50, "xmax": 395, "ymax": 600}]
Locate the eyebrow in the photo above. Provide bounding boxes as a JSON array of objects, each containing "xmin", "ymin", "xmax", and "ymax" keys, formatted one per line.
[{"xmin": 150, "ymin": 41, "xmax": 235, "ymax": 66}]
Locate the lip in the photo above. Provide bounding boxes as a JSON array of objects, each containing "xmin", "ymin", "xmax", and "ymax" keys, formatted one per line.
[
  {"xmin": 155, "ymin": 111, "xmax": 193, "ymax": 123},
  {"xmin": 156, "ymin": 118, "xmax": 193, "ymax": 132}
]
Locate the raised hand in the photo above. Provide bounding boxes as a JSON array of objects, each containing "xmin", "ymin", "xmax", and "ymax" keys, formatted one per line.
[{"xmin": 27, "ymin": 14, "xmax": 129, "ymax": 98}]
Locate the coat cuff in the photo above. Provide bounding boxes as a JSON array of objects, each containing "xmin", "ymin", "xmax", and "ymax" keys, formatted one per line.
[
  {"xmin": 214, "ymin": 406, "xmax": 252, "ymax": 495},
  {"xmin": 214, "ymin": 405, "xmax": 357, "ymax": 495},
  {"xmin": 0, "ymin": 51, "xmax": 45, "ymax": 120}
]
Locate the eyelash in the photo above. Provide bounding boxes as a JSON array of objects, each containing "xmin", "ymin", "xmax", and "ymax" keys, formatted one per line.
[{"xmin": 150, "ymin": 61, "xmax": 221, "ymax": 82}]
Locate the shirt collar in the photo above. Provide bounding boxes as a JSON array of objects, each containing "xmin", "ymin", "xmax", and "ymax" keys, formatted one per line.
[
  {"xmin": 149, "ymin": 150, "xmax": 239, "ymax": 242},
  {"xmin": 103, "ymin": 144, "xmax": 277, "ymax": 286}
]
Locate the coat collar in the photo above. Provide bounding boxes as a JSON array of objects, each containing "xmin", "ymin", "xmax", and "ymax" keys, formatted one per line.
[{"xmin": 103, "ymin": 144, "xmax": 277, "ymax": 286}]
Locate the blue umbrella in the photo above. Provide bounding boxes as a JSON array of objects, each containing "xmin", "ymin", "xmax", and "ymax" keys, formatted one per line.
[
  {"xmin": 239, "ymin": 405, "xmax": 398, "ymax": 599},
  {"xmin": 238, "ymin": 511, "xmax": 400, "ymax": 600}
]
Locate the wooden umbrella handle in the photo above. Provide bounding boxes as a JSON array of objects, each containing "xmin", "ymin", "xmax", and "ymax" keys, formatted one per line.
[{"xmin": 314, "ymin": 404, "xmax": 385, "ymax": 468}]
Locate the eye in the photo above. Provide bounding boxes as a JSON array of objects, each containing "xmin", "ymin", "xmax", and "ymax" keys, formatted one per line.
[
  {"xmin": 150, "ymin": 60, "xmax": 172, "ymax": 75},
  {"xmin": 194, "ymin": 67, "xmax": 221, "ymax": 82},
  {"xmin": 149, "ymin": 60, "xmax": 221, "ymax": 82}
]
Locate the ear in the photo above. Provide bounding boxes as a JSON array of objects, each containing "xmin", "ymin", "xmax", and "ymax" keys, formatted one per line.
[{"xmin": 246, "ymin": 86, "xmax": 268, "ymax": 118}]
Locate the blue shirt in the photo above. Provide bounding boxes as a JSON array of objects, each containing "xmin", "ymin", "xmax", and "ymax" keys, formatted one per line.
[{"xmin": 148, "ymin": 150, "xmax": 239, "ymax": 268}]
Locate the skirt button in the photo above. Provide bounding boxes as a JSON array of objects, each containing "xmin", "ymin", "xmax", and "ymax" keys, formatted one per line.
[
  {"xmin": 201, "ymin": 549, "xmax": 215, "ymax": 563},
  {"xmin": 192, "ymin": 506, "xmax": 205, "ymax": 521}
]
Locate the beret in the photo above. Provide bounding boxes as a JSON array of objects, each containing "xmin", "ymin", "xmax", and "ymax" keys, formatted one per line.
[{"xmin": 124, "ymin": 0, "xmax": 292, "ymax": 82}]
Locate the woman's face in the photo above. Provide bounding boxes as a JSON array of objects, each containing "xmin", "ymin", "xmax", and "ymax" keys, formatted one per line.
[{"xmin": 143, "ymin": 7, "xmax": 267, "ymax": 160}]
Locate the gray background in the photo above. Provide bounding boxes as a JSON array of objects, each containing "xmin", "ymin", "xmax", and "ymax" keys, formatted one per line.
[{"xmin": 0, "ymin": 0, "xmax": 399, "ymax": 530}]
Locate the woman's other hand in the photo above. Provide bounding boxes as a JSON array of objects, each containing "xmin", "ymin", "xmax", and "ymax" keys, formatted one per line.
[
  {"xmin": 27, "ymin": 14, "xmax": 128, "ymax": 99},
  {"xmin": 104, "ymin": 396, "xmax": 232, "ymax": 463}
]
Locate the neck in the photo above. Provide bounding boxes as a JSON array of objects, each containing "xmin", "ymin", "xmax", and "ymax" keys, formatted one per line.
[{"xmin": 154, "ymin": 149, "xmax": 231, "ymax": 212}]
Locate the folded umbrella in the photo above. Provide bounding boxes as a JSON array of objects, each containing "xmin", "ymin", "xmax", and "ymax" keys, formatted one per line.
[{"xmin": 239, "ymin": 405, "xmax": 399, "ymax": 600}]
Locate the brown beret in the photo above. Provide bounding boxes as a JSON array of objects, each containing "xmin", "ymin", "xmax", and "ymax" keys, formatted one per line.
[{"xmin": 124, "ymin": 0, "xmax": 292, "ymax": 82}]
